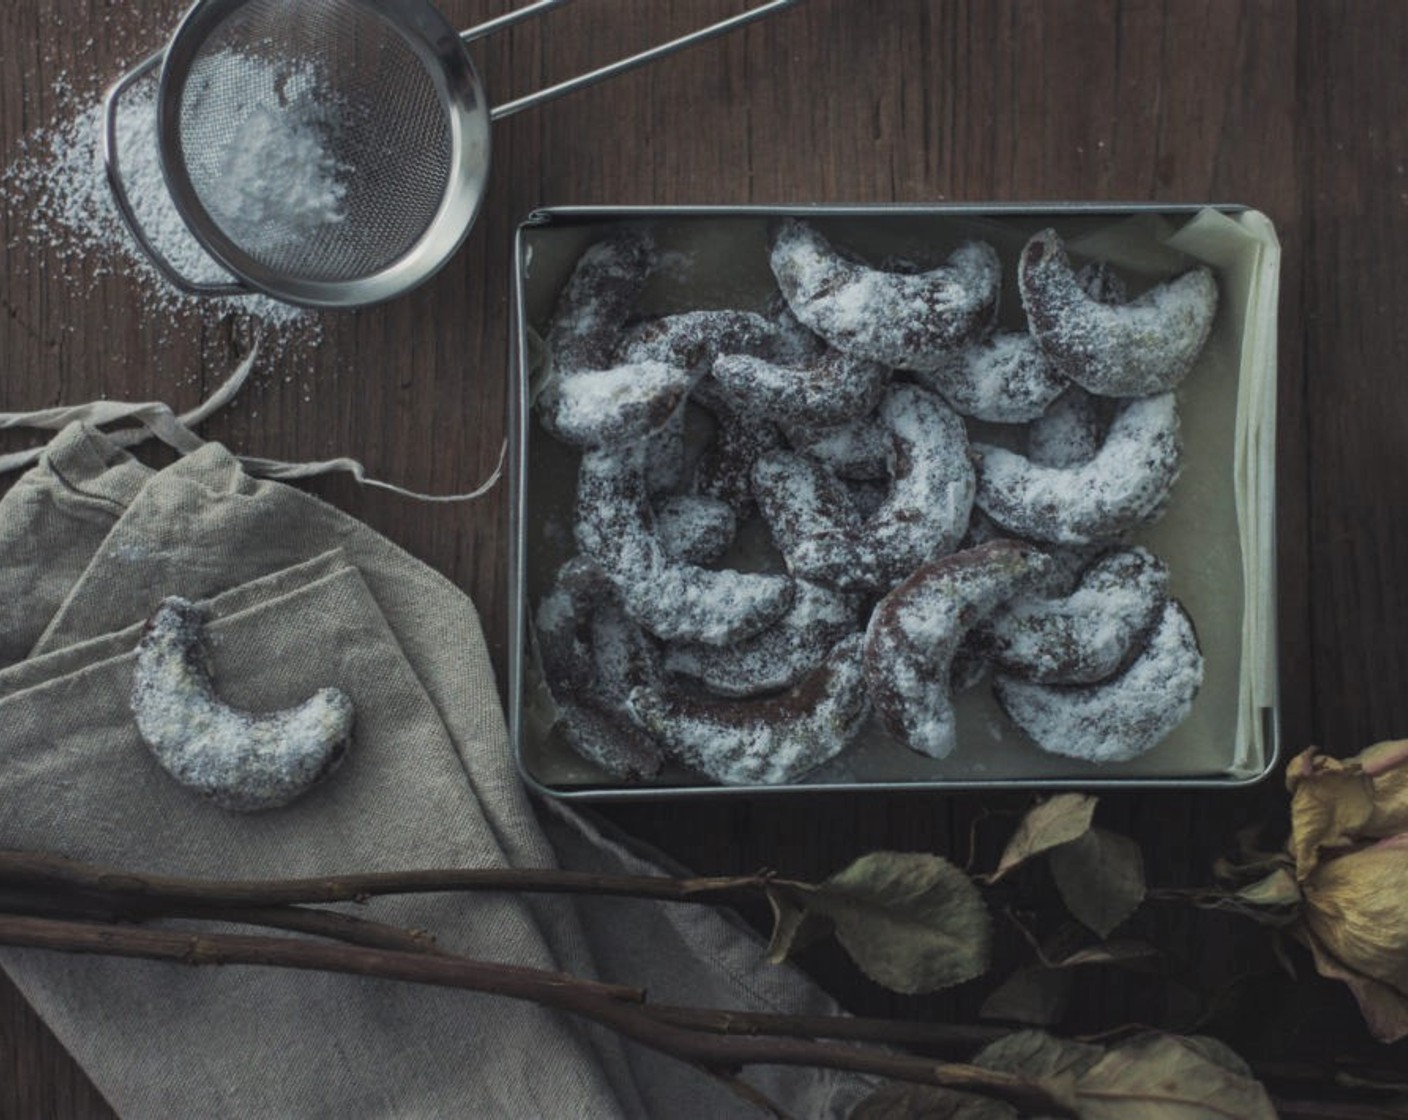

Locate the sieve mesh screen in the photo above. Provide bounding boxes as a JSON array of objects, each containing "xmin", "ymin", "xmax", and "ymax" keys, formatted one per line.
[{"xmin": 174, "ymin": 0, "xmax": 454, "ymax": 283}]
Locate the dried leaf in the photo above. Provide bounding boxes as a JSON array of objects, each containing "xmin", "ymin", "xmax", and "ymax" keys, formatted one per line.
[
  {"xmin": 980, "ymin": 967, "xmax": 1073, "ymax": 1026},
  {"xmin": 1049, "ymin": 829, "xmax": 1146, "ymax": 939},
  {"xmin": 1233, "ymin": 866, "xmax": 1301, "ymax": 908},
  {"xmin": 1072, "ymin": 1032, "xmax": 1276, "ymax": 1119},
  {"xmin": 988, "ymin": 793, "xmax": 1098, "ymax": 882},
  {"xmin": 811, "ymin": 852, "xmax": 991, "ymax": 994},
  {"xmin": 1053, "ymin": 940, "xmax": 1160, "ymax": 969},
  {"xmin": 973, "ymin": 1029, "xmax": 1103, "ymax": 1080},
  {"xmin": 848, "ymin": 1083, "xmax": 1011, "ymax": 1120},
  {"xmin": 1201, "ymin": 867, "xmax": 1303, "ymax": 927},
  {"xmin": 765, "ymin": 883, "xmax": 822, "ymax": 965}
]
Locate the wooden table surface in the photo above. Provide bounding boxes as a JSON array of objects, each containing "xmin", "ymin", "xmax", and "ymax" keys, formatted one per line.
[{"xmin": 2, "ymin": 0, "xmax": 1406, "ymax": 1115}]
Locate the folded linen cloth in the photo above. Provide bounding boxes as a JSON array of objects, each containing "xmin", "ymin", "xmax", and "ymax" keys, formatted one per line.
[{"xmin": 0, "ymin": 423, "xmax": 870, "ymax": 1118}]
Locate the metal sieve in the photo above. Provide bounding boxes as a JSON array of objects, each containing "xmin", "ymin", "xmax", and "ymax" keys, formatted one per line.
[{"xmin": 104, "ymin": 0, "xmax": 798, "ymax": 308}]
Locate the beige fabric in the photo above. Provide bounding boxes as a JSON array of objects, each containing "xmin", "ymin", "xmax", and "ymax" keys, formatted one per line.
[{"xmin": 0, "ymin": 423, "xmax": 868, "ymax": 1119}]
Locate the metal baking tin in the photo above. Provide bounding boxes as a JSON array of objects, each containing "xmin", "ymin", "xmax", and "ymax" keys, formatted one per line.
[{"xmin": 508, "ymin": 203, "xmax": 1280, "ymax": 800}]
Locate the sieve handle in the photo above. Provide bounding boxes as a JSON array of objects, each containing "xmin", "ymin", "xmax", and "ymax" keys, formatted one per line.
[
  {"xmin": 466, "ymin": 0, "xmax": 802, "ymax": 122},
  {"xmin": 102, "ymin": 50, "xmax": 249, "ymax": 298}
]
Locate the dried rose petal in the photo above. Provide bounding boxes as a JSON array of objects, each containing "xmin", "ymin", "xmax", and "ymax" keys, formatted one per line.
[{"xmin": 1286, "ymin": 740, "xmax": 1408, "ymax": 880}]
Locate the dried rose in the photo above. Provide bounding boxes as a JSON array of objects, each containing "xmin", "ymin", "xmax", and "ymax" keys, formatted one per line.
[{"xmin": 1286, "ymin": 741, "xmax": 1408, "ymax": 1042}]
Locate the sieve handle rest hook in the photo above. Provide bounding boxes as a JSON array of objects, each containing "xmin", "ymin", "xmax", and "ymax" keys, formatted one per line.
[
  {"xmin": 464, "ymin": 0, "xmax": 802, "ymax": 122},
  {"xmin": 102, "ymin": 51, "xmax": 249, "ymax": 298}
]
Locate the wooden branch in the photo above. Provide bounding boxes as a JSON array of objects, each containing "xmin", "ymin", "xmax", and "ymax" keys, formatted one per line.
[
  {"xmin": 647, "ymin": 1003, "xmax": 1006, "ymax": 1053},
  {"xmin": 0, "ymin": 912, "xmax": 1075, "ymax": 1118},
  {"xmin": 0, "ymin": 849, "xmax": 782, "ymax": 909},
  {"xmin": 1, "ymin": 885, "xmax": 442, "ymax": 956}
]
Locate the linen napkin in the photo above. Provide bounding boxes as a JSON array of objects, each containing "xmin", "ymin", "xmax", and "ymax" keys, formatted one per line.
[{"xmin": 0, "ymin": 422, "xmax": 870, "ymax": 1118}]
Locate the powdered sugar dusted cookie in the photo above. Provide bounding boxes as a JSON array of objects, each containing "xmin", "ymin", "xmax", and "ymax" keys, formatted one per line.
[
  {"xmin": 538, "ymin": 229, "xmax": 680, "ymax": 447},
  {"xmin": 916, "ymin": 332, "xmax": 1067, "ymax": 423},
  {"xmin": 973, "ymin": 392, "xmax": 1182, "ymax": 545},
  {"xmin": 575, "ymin": 444, "xmax": 794, "ymax": 645},
  {"xmin": 769, "ymin": 219, "xmax": 1001, "ymax": 370},
  {"xmin": 982, "ymin": 547, "xmax": 1171, "ymax": 684},
  {"xmin": 654, "ymin": 494, "xmax": 737, "ymax": 565},
  {"xmin": 535, "ymin": 558, "xmax": 666, "ymax": 780},
  {"xmin": 752, "ymin": 448, "xmax": 864, "ymax": 585},
  {"xmin": 1019, "ymin": 229, "xmax": 1218, "ymax": 398},
  {"xmin": 547, "ymin": 229, "xmax": 655, "ymax": 374},
  {"xmin": 691, "ymin": 382, "xmax": 787, "ymax": 515},
  {"xmin": 755, "ymin": 384, "xmax": 976, "ymax": 592},
  {"xmin": 712, "ymin": 347, "xmax": 891, "ymax": 428},
  {"xmin": 540, "ymin": 361, "xmax": 692, "ymax": 449},
  {"xmin": 1026, "ymin": 385, "xmax": 1104, "ymax": 468},
  {"xmin": 617, "ymin": 309, "xmax": 784, "ymax": 372},
  {"xmin": 863, "ymin": 541, "xmax": 1053, "ymax": 759},
  {"xmin": 130, "ymin": 598, "xmax": 353, "ymax": 812},
  {"xmin": 785, "ymin": 412, "xmax": 892, "ymax": 481},
  {"xmin": 628, "ymin": 633, "xmax": 869, "ymax": 785},
  {"xmin": 993, "ymin": 598, "xmax": 1204, "ymax": 763},
  {"xmin": 662, "ymin": 579, "xmax": 862, "ymax": 698}
]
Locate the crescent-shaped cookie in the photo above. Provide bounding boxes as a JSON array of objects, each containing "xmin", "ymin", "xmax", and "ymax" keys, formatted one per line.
[
  {"xmin": 538, "ymin": 229, "xmax": 677, "ymax": 447},
  {"xmin": 1026, "ymin": 385, "xmax": 1104, "ymax": 469},
  {"xmin": 662, "ymin": 579, "xmax": 862, "ymax": 698},
  {"xmin": 711, "ymin": 348, "xmax": 891, "ymax": 428},
  {"xmin": 540, "ymin": 361, "xmax": 692, "ymax": 449},
  {"xmin": 982, "ymin": 547, "xmax": 1171, "ymax": 684},
  {"xmin": 769, "ymin": 219, "xmax": 1001, "ymax": 371},
  {"xmin": 546, "ymin": 229, "xmax": 655, "ymax": 374},
  {"xmin": 627, "ymin": 633, "xmax": 869, "ymax": 785},
  {"xmin": 972, "ymin": 392, "xmax": 1182, "ymax": 545},
  {"xmin": 616, "ymin": 309, "xmax": 784, "ymax": 372},
  {"xmin": 785, "ymin": 412, "xmax": 892, "ymax": 481},
  {"xmin": 575, "ymin": 444, "xmax": 794, "ymax": 645},
  {"xmin": 534, "ymin": 558, "xmax": 666, "ymax": 780},
  {"xmin": 916, "ymin": 332, "xmax": 1067, "ymax": 423},
  {"xmin": 863, "ymin": 541, "xmax": 1053, "ymax": 759},
  {"xmin": 754, "ymin": 384, "xmax": 976, "ymax": 591},
  {"xmin": 131, "ymin": 598, "xmax": 354, "ymax": 811},
  {"xmin": 690, "ymin": 381, "xmax": 786, "ymax": 515},
  {"xmin": 654, "ymin": 494, "xmax": 737, "ymax": 565},
  {"xmin": 993, "ymin": 598, "xmax": 1204, "ymax": 763},
  {"xmin": 1019, "ymin": 229, "xmax": 1218, "ymax": 398}
]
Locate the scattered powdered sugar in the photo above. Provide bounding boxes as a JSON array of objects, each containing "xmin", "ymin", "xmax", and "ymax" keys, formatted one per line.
[{"xmin": 1, "ymin": 63, "xmax": 323, "ymax": 336}]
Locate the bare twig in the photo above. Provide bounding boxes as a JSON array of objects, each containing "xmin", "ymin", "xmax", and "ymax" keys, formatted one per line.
[
  {"xmin": 1, "ymin": 885, "xmax": 441, "ymax": 955},
  {"xmin": 0, "ymin": 849, "xmax": 784, "ymax": 909},
  {"xmin": 0, "ymin": 912, "xmax": 1075, "ymax": 1118}
]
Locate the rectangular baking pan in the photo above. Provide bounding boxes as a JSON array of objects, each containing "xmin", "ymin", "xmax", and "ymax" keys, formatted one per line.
[{"xmin": 508, "ymin": 203, "xmax": 1281, "ymax": 799}]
